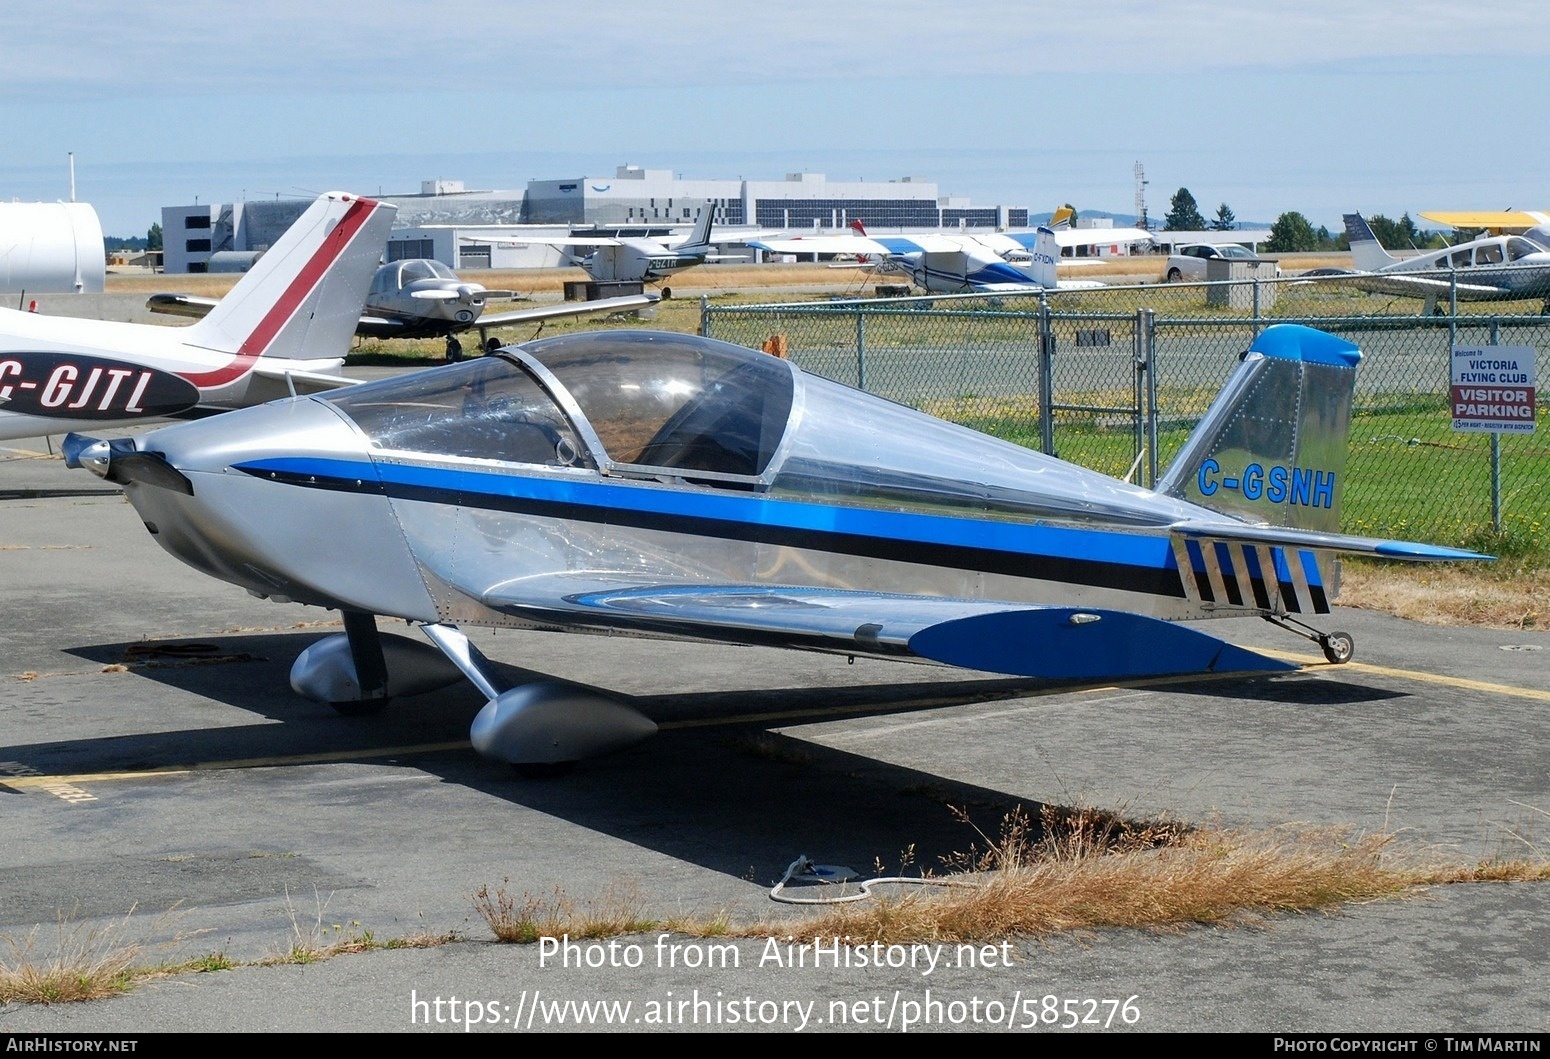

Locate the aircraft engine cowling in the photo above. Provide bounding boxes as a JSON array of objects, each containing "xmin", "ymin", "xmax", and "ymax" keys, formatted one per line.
[{"xmin": 469, "ymin": 682, "xmax": 657, "ymax": 765}]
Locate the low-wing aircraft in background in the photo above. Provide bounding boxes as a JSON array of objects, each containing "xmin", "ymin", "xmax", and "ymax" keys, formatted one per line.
[
  {"xmin": 66, "ymin": 324, "xmax": 1483, "ymax": 772},
  {"xmin": 149, "ymin": 258, "xmax": 660, "ymax": 360},
  {"xmin": 748, "ymin": 224, "xmax": 1101, "ymax": 293},
  {"xmin": 0, "ymin": 191, "xmax": 395, "ymax": 442},
  {"xmin": 1336, "ymin": 213, "xmax": 1550, "ymax": 313},
  {"xmin": 461, "ymin": 207, "xmax": 720, "ymax": 295}
]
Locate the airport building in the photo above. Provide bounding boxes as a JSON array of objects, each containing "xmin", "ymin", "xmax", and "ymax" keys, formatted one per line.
[{"xmin": 161, "ymin": 169, "xmax": 1032, "ymax": 273}]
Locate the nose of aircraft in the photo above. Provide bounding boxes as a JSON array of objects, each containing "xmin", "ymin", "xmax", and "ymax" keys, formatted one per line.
[{"xmin": 65, "ymin": 397, "xmax": 436, "ymax": 620}]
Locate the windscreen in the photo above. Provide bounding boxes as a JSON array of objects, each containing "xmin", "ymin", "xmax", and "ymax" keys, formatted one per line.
[{"xmin": 326, "ymin": 357, "xmax": 592, "ymax": 469}]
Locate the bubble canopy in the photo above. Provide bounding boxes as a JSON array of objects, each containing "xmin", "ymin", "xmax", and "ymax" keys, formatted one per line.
[{"xmin": 325, "ymin": 330, "xmax": 1189, "ymax": 526}]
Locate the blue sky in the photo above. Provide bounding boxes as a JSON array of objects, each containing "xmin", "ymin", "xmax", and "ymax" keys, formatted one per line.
[{"xmin": 3, "ymin": 1, "xmax": 1545, "ymax": 237}]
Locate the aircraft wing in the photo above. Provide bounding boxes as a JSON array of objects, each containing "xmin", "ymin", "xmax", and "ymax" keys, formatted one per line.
[
  {"xmin": 472, "ymin": 575, "xmax": 1293, "ymax": 679},
  {"xmin": 1345, "ymin": 271, "xmax": 1514, "ymax": 298},
  {"xmin": 475, "ymin": 293, "xmax": 661, "ymax": 329},
  {"xmin": 1420, "ymin": 210, "xmax": 1550, "ymax": 233},
  {"xmin": 746, "ymin": 236, "xmax": 895, "ymax": 257},
  {"xmin": 1004, "ymin": 228, "xmax": 1154, "ymax": 252},
  {"xmin": 461, "ymin": 235, "xmax": 624, "ymax": 248},
  {"xmin": 146, "ymin": 293, "xmax": 220, "ymax": 319}
]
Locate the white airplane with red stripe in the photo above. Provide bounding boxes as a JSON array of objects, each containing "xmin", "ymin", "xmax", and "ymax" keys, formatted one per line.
[{"xmin": 0, "ymin": 191, "xmax": 396, "ymax": 441}]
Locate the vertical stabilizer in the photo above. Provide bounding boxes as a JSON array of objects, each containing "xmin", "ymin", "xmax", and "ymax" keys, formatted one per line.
[
  {"xmin": 1343, "ymin": 213, "xmax": 1400, "ymax": 271},
  {"xmin": 1025, "ymin": 226, "xmax": 1061, "ymax": 288},
  {"xmin": 1157, "ymin": 324, "xmax": 1360, "ymax": 533},
  {"xmin": 681, "ymin": 206, "xmax": 715, "ymax": 251},
  {"xmin": 185, "ymin": 192, "xmax": 395, "ymax": 362}
]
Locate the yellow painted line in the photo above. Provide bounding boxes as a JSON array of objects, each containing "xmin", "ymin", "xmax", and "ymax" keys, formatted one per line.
[
  {"xmin": 657, "ymin": 666, "xmax": 1290, "ymax": 731},
  {"xmin": 0, "ymin": 740, "xmax": 472, "ymax": 791},
  {"xmin": 1256, "ymin": 647, "xmax": 1550, "ymax": 703}
]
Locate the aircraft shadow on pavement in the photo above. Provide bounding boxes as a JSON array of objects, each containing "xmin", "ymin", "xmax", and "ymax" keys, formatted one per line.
[{"xmin": 35, "ymin": 630, "xmax": 1403, "ymax": 883}]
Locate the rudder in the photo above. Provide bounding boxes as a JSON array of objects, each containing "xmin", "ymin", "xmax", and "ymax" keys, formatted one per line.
[{"xmin": 1157, "ymin": 324, "xmax": 1360, "ymax": 534}]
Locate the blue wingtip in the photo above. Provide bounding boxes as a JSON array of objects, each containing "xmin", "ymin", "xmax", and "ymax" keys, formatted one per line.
[{"xmin": 1250, "ymin": 324, "xmax": 1362, "ymax": 368}]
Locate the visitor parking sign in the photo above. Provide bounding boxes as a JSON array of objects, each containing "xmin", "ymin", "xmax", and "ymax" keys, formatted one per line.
[{"xmin": 1450, "ymin": 345, "xmax": 1537, "ymax": 433}]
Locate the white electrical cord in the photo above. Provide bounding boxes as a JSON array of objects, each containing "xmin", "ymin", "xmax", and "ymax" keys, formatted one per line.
[{"xmin": 769, "ymin": 855, "xmax": 971, "ymax": 905}]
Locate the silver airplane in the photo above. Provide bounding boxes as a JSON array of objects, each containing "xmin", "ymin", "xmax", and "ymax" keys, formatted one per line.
[
  {"xmin": 150, "ymin": 258, "xmax": 659, "ymax": 361},
  {"xmin": 1339, "ymin": 213, "xmax": 1550, "ymax": 313},
  {"xmin": 64, "ymin": 324, "xmax": 1482, "ymax": 772},
  {"xmin": 464, "ymin": 208, "xmax": 719, "ymax": 296}
]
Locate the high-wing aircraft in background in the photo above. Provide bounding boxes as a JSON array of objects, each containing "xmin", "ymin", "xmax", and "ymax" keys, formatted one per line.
[
  {"xmin": 1020, "ymin": 205, "xmax": 1154, "ymax": 260},
  {"xmin": 1337, "ymin": 213, "xmax": 1550, "ymax": 313},
  {"xmin": 1419, "ymin": 210, "xmax": 1550, "ymax": 239},
  {"xmin": 0, "ymin": 191, "xmax": 394, "ymax": 442},
  {"xmin": 149, "ymin": 257, "xmax": 660, "ymax": 360},
  {"xmin": 748, "ymin": 224, "xmax": 1101, "ymax": 293},
  {"xmin": 462, "ymin": 207, "xmax": 719, "ymax": 295},
  {"xmin": 66, "ymin": 324, "xmax": 1482, "ymax": 772}
]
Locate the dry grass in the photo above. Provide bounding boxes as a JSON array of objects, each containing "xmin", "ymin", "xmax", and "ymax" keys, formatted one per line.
[
  {"xmin": 0, "ymin": 907, "xmax": 175, "ymax": 1004},
  {"xmin": 1341, "ymin": 560, "xmax": 1550, "ymax": 630},
  {"xmin": 473, "ymin": 880, "xmax": 662, "ymax": 944},
  {"xmin": 473, "ymin": 803, "xmax": 1550, "ymax": 947}
]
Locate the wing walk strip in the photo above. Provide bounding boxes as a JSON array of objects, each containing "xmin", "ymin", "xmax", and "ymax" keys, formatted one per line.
[
  {"xmin": 1171, "ymin": 535, "xmax": 1330, "ymax": 615},
  {"xmin": 9, "ymin": 662, "xmax": 1549, "ymax": 791}
]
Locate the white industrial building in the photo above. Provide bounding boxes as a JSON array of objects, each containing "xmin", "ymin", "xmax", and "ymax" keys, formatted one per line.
[{"xmin": 161, "ymin": 169, "xmax": 1032, "ymax": 273}]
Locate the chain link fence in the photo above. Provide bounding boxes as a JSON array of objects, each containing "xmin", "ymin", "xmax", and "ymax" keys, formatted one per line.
[{"xmin": 702, "ymin": 273, "xmax": 1550, "ymax": 550}]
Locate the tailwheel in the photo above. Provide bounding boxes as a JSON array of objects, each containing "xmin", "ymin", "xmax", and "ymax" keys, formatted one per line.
[
  {"xmin": 1319, "ymin": 631, "xmax": 1355, "ymax": 665},
  {"xmin": 1263, "ymin": 614, "xmax": 1357, "ymax": 665}
]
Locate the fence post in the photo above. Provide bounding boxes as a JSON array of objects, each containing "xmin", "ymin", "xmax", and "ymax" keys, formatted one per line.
[
  {"xmin": 1039, "ymin": 293, "xmax": 1055, "ymax": 455},
  {"xmin": 856, "ymin": 305, "xmax": 867, "ymax": 390},
  {"xmin": 1143, "ymin": 308, "xmax": 1159, "ymax": 487},
  {"xmin": 1490, "ymin": 318, "xmax": 1502, "ymax": 533},
  {"xmin": 1252, "ymin": 277, "xmax": 1261, "ymax": 337},
  {"xmin": 699, "ymin": 295, "xmax": 710, "ymax": 338}
]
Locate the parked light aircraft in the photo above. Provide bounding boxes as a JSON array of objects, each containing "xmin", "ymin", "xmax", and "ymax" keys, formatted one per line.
[
  {"xmin": 0, "ymin": 191, "xmax": 394, "ymax": 442},
  {"xmin": 463, "ymin": 208, "xmax": 719, "ymax": 295},
  {"xmin": 748, "ymin": 224, "xmax": 1098, "ymax": 293},
  {"xmin": 65, "ymin": 324, "xmax": 1482, "ymax": 771},
  {"xmin": 1339, "ymin": 213, "xmax": 1550, "ymax": 313},
  {"xmin": 1419, "ymin": 210, "xmax": 1550, "ymax": 238},
  {"xmin": 149, "ymin": 258, "xmax": 660, "ymax": 359}
]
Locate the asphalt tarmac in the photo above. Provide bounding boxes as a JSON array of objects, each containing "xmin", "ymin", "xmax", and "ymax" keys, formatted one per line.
[{"xmin": 1, "ymin": 436, "xmax": 1546, "ymax": 1034}]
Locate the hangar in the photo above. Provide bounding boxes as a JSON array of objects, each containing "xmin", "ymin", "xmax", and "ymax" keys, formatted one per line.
[{"xmin": 160, "ymin": 169, "xmax": 1031, "ymax": 274}]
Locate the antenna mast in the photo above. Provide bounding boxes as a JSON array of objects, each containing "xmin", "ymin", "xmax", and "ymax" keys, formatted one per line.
[{"xmin": 1134, "ymin": 161, "xmax": 1148, "ymax": 230}]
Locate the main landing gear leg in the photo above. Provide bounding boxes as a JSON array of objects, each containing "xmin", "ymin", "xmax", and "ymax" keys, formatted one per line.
[{"xmin": 1262, "ymin": 614, "xmax": 1355, "ymax": 665}]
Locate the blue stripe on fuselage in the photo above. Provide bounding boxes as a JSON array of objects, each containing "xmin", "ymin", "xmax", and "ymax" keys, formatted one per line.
[{"xmin": 233, "ymin": 455, "xmax": 1184, "ymax": 593}]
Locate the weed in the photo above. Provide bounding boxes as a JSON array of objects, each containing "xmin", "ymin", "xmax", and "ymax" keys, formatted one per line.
[{"xmin": 0, "ymin": 906, "xmax": 184, "ymax": 1005}]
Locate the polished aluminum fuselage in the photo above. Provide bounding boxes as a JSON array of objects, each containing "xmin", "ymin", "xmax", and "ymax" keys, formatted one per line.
[{"xmin": 118, "ymin": 340, "xmax": 1230, "ymax": 647}]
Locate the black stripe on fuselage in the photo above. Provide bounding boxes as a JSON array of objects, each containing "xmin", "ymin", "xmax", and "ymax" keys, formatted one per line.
[{"xmin": 240, "ymin": 465, "xmax": 1186, "ymax": 600}]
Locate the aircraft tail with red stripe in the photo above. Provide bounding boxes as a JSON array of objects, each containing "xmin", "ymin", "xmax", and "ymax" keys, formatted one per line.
[{"xmin": 185, "ymin": 192, "xmax": 396, "ymax": 363}]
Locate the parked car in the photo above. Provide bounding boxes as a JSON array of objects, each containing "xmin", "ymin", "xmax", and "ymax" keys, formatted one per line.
[{"xmin": 1165, "ymin": 243, "xmax": 1278, "ymax": 282}]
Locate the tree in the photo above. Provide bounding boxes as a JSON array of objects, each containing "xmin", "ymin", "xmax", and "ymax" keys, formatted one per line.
[
  {"xmin": 146, "ymin": 222, "xmax": 163, "ymax": 252},
  {"xmin": 1163, "ymin": 188, "xmax": 1206, "ymax": 231},
  {"xmin": 1367, "ymin": 213, "xmax": 1421, "ymax": 250},
  {"xmin": 1265, "ymin": 211, "xmax": 1318, "ymax": 253},
  {"xmin": 1210, "ymin": 203, "xmax": 1236, "ymax": 231}
]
